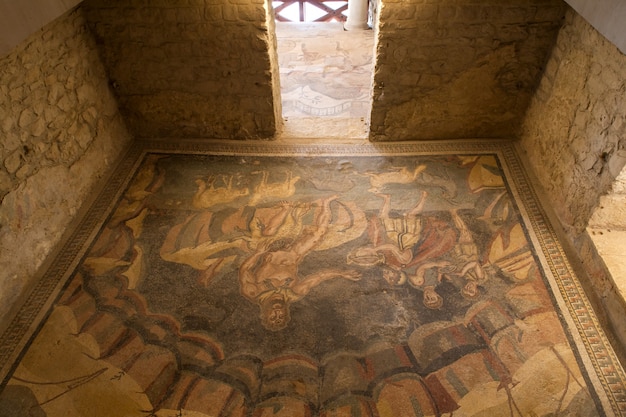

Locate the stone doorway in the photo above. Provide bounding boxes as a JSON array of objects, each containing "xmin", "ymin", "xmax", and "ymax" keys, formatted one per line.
[{"xmin": 274, "ymin": 21, "xmax": 375, "ymax": 139}]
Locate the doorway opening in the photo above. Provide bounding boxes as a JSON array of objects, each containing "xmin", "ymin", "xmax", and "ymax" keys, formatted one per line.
[{"xmin": 271, "ymin": 0, "xmax": 376, "ymax": 139}]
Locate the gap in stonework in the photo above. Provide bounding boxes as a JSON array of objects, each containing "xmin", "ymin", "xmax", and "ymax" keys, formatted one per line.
[{"xmin": 272, "ymin": 3, "xmax": 376, "ymax": 140}]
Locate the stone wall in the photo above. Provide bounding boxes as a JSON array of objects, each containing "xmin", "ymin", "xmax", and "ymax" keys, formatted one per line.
[
  {"xmin": 370, "ymin": 0, "xmax": 565, "ymax": 141},
  {"xmin": 519, "ymin": 7, "xmax": 626, "ymax": 238},
  {"xmin": 0, "ymin": 8, "xmax": 132, "ymax": 325},
  {"xmin": 518, "ymin": 7, "xmax": 626, "ymax": 353},
  {"xmin": 82, "ymin": 0, "xmax": 281, "ymax": 140}
]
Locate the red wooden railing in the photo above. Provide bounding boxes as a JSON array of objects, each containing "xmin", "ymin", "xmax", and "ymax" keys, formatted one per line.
[{"xmin": 273, "ymin": 0, "xmax": 348, "ymax": 22}]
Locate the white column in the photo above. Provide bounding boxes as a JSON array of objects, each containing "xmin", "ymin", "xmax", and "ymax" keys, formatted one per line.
[{"xmin": 344, "ymin": 0, "xmax": 369, "ymax": 30}]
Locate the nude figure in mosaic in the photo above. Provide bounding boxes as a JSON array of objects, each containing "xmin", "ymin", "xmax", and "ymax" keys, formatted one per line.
[
  {"xmin": 238, "ymin": 195, "xmax": 361, "ymax": 331},
  {"xmin": 160, "ymin": 201, "xmax": 310, "ymax": 286}
]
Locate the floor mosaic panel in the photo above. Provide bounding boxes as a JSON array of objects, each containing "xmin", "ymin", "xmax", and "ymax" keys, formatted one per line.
[
  {"xmin": 1, "ymin": 140, "xmax": 625, "ymax": 416},
  {"xmin": 276, "ymin": 23, "xmax": 373, "ymax": 120}
]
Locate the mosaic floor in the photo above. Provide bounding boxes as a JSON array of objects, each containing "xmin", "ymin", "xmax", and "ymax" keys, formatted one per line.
[
  {"xmin": 1, "ymin": 140, "xmax": 625, "ymax": 416},
  {"xmin": 276, "ymin": 23, "xmax": 374, "ymax": 138}
]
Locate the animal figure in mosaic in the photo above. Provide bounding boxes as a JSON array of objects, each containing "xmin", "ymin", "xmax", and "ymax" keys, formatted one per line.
[
  {"xmin": 239, "ymin": 195, "xmax": 361, "ymax": 331},
  {"xmin": 416, "ymin": 170, "xmax": 458, "ymax": 200},
  {"xmin": 248, "ymin": 170, "xmax": 300, "ymax": 206},
  {"xmin": 192, "ymin": 174, "xmax": 249, "ymax": 209},
  {"xmin": 300, "ymin": 43, "xmax": 321, "ymax": 64},
  {"xmin": 322, "ymin": 42, "xmax": 353, "ymax": 75},
  {"xmin": 306, "ymin": 172, "xmax": 356, "ymax": 192},
  {"xmin": 362, "ymin": 164, "xmax": 427, "ymax": 192},
  {"xmin": 160, "ymin": 211, "xmax": 242, "ymax": 287}
]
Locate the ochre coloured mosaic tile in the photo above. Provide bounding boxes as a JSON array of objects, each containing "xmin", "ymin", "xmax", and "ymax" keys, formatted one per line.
[{"xmin": 0, "ymin": 140, "xmax": 624, "ymax": 416}]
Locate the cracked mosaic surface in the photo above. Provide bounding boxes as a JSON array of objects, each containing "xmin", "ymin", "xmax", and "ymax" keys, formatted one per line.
[{"xmin": 1, "ymin": 141, "xmax": 624, "ymax": 416}]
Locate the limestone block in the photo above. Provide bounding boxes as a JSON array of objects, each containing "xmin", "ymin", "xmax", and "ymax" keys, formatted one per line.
[
  {"xmin": 222, "ymin": 5, "xmax": 238, "ymax": 21},
  {"xmin": 56, "ymin": 93, "xmax": 75, "ymax": 112},
  {"xmin": 30, "ymin": 118, "xmax": 47, "ymax": 137},
  {"xmin": 18, "ymin": 108, "xmax": 37, "ymax": 128},
  {"xmin": 438, "ymin": 5, "xmax": 456, "ymax": 21},
  {"xmin": 4, "ymin": 151, "xmax": 22, "ymax": 174},
  {"xmin": 588, "ymin": 194, "xmax": 626, "ymax": 230},
  {"xmin": 414, "ymin": 4, "xmax": 438, "ymax": 21},
  {"xmin": 33, "ymin": 141, "xmax": 49, "ymax": 156},
  {"xmin": 81, "ymin": 106, "xmax": 99, "ymax": 130},
  {"xmin": 9, "ymin": 86, "xmax": 26, "ymax": 102},
  {"xmin": 205, "ymin": 5, "xmax": 223, "ymax": 20},
  {"xmin": 587, "ymin": 228, "xmax": 626, "ymax": 300},
  {"xmin": 454, "ymin": 5, "xmax": 484, "ymax": 23},
  {"xmin": 76, "ymin": 84, "xmax": 97, "ymax": 105},
  {"xmin": 0, "ymin": 171, "xmax": 12, "ymax": 197},
  {"xmin": 2, "ymin": 133, "xmax": 20, "ymax": 153},
  {"xmin": 15, "ymin": 163, "xmax": 33, "ymax": 180},
  {"xmin": 1, "ymin": 115, "xmax": 13, "ymax": 133},
  {"xmin": 47, "ymin": 83, "xmax": 64, "ymax": 104}
]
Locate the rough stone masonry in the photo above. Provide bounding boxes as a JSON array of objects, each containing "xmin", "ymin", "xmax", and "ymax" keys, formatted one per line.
[
  {"xmin": 81, "ymin": 0, "xmax": 282, "ymax": 140},
  {"xmin": 0, "ymin": 8, "xmax": 132, "ymax": 324},
  {"xmin": 370, "ymin": 0, "xmax": 566, "ymax": 141}
]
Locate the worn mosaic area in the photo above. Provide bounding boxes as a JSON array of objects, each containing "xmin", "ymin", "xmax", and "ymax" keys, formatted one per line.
[
  {"xmin": 277, "ymin": 22, "xmax": 373, "ymax": 120},
  {"xmin": 1, "ymin": 144, "xmax": 625, "ymax": 416}
]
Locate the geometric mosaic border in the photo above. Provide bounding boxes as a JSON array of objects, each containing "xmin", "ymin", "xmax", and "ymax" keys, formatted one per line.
[
  {"xmin": 498, "ymin": 143, "xmax": 626, "ymax": 415},
  {"xmin": 499, "ymin": 143, "xmax": 626, "ymax": 415}
]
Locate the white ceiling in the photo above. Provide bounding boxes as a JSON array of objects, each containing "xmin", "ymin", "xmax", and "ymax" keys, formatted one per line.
[{"xmin": 0, "ymin": 0, "xmax": 81, "ymax": 57}]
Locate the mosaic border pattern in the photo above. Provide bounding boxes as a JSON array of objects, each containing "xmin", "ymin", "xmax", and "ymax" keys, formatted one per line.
[
  {"xmin": 0, "ymin": 139, "xmax": 624, "ymax": 415},
  {"xmin": 499, "ymin": 144, "xmax": 626, "ymax": 414}
]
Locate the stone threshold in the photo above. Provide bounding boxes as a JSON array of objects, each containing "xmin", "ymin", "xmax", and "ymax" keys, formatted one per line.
[
  {"xmin": 587, "ymin": 189, "xmax": 626, "ymax": 336},
  {"xmin": 588, "ymin": 228, "xmax": 626, "ymax": 301}
]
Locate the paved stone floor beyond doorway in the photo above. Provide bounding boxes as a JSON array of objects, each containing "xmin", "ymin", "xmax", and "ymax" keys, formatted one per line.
[
  {"xmin": 0, "ymin": 140, "xmax": 625, "ymax": 416},
  {"xmin": 276, "ymin": 22, "xmax": 374, "ymax": 139}
]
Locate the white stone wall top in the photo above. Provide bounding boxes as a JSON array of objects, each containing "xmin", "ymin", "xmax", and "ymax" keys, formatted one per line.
[{"xmin": 566, "ymin": 0, "xmax": 626, "ymax": 54}]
